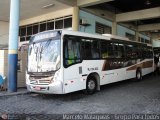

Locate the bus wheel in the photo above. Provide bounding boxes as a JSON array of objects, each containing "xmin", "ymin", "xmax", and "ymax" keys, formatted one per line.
[
  {"xmin": 136, "ymin": 69, "xmax": 142, "ymax": 81},
  {"xmin": 85, "ymin": 77, "xmax": 97, "ymax": 94}
]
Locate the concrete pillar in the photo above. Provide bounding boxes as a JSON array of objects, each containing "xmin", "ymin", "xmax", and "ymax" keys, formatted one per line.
[
  {"xmin": 112, "ymin": 22, "xmax": 117, "ymax": 35},
  {"xmin": 135, "ymin": 31, "xmax": 139, "ymax": 42},
  {"xmin": 150, "ymin": 37, "xmax": 153, "ymax": 45},
  {"xmin": 8, "ymin": 0, "xmax": 20, "ymax": 92},
  {"xmin": 72, "ymin": 7, "xmax": 79, "ymax": 31}
]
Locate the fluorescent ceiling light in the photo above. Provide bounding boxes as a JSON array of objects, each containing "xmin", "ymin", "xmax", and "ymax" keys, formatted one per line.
[{"xmin": 42, "ymin": 3, "xmax": 55, "ymax": 9}]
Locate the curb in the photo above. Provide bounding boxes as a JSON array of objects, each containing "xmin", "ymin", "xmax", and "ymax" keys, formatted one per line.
[{"xmin": 0, "ymin": 91, "xmax": 30, "ymax": 97}]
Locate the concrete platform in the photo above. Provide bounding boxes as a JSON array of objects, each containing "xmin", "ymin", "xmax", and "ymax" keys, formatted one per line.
[{"xmin": 0, "ymin": 88, "xmax": 29, "ymax": 97}]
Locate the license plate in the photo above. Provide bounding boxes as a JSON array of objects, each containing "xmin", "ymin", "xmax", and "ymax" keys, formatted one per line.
[{"xmin": 35, "ymin": 86, "xmax": 41, "ymax": 91}]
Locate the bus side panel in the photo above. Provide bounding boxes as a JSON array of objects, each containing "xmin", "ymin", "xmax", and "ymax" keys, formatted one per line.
[
  {"xmin": 101, "ymin": 59, "xmax": 129, "ymax": 84},
  {"xmin": 63, "ymin": 60, "xmax": 103, "ymax": 93},
  {"xmin": 101, "ymin": 70, "xmax": 115, "ymax": 85},
  {"xmin": 125, "ymin": 59, "xmax": 154, "ymax": 80},
  {"xmin": 142, "ymin": 67, "xmax": 153, "ymax": 76},
  {"xmin": 142, "ymin": 66, "xmax": 154, "ymax": 76},
  {"xmin": 63, "ymin": 63, "xmax": 86, "ymax": 94},
  {"xmin": 114, "ymin": 68, "xmax": 127, "ymax": 82},
  {"xmin": 125, "ymin": 62, "xmax": 141, "ymax": 80},
  {"xmin": 126, "ymin": 70, "xmax": 136, "ymax": 80},
  {"xmin": 101, "ymin": 68, "xmax": 126, "ymax": 85},
  {"xmin": 142, "ymin": 59, "xmax": 154, "ymax": 76}
]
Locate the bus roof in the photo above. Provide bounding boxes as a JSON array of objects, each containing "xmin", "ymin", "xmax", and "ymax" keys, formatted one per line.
[
  {"xmin": 102, "ymin": 33, "xmax": 129, "ymax": 41},
  {"xmin": 102, "ymin": 33, "xmax": 149, "ymax": 45},
  {"xmin": 61, "ymin": 30, "xmax": 111, "ymax": 40},
  {"xmin": 33, "ymin": 30, "xmax": 150, "ymax": 46},
  {"xmin": 61, "ymin": 30, "xmax": 148, "ymax": 45}
]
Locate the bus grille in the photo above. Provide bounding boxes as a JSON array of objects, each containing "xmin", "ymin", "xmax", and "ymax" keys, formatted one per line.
[
  {"xmin": 30, "ymin": 79, "xmax": 51, "ymax": 85},
  {"xmin": 29, "ymin": 75, "xmax": 52, "ymax": 85}
]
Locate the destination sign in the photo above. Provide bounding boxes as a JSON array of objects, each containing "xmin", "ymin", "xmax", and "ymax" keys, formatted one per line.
[{"xmin": 33, "ymin": 31, "xmax": 59, "ymax": 42}]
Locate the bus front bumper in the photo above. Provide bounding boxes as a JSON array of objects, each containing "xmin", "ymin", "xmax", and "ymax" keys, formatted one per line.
[{"xmin": 26, "ymin": 81, "xmax": 63, "ymax": 94}]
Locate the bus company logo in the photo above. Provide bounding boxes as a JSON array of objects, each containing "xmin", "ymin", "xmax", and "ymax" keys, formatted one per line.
[
  {"xmin": 88, "ymin": 67, "xmax": 98, "ymax": 71},
  {"xmin": 1, "ymin": 113, "xmax": 8, "ymax": 120}
]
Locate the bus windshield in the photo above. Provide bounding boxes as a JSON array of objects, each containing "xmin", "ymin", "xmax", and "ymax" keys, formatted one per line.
[{"xmin": 28, "ymin": 38, "xmax": 61, "ymax": 73}]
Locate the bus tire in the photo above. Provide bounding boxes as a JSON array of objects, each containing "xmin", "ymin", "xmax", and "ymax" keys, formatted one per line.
[
  {"xmin": 85, "ymin": 77, "xmax": 97, "ymax": 94},
  {"xmin": 136, "ymin": 69, "xmax": 142, "ymax": 81}
]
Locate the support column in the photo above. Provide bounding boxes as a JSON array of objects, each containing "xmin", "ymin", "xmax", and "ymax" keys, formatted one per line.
[
  {"xmin": 8, "ymin": 0, "xmax": 20, "ymax": 92},
  {"xmin": 72, "ymin": 7, "xmax": 79, "ymax": 31},
  {"xmin": 112, "ymin": 22, "xmax": 117, "ymax": 35},
  {"xmin": 150, "ymin": 36, "xmax": 152, "ymax": 45},
  {"xmin": 135, "ymin": 31, "xmax": 139, "ymax": 42}
]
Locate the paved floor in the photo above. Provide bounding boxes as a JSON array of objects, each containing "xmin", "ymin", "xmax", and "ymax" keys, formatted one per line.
[
  {"xmin": 0, "ymin": 74, "xmax": 160, "ymax": 119},
  {"xmin": 0, "ymin": 88, "xmax": 28, "ymax": 97}
]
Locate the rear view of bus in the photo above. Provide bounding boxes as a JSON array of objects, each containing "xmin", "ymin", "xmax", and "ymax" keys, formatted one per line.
[{"xmin": 26, "ymin": 30, "xmax": 63, "ymax": 94}]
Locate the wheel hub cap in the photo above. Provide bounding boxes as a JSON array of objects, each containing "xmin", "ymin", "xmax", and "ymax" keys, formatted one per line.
[
  {"xmin": 88, "ymin": 80, "xmax": 95, "ymax": 90},
  {"xmin": 137, "ymin": 72, "xmax": 141, "ymax": 79}
]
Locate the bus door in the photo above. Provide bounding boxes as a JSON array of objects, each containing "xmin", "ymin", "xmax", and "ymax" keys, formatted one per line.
[{"xmin": 63, "ymin": 35, "xmax": 85, "ymax": 93}]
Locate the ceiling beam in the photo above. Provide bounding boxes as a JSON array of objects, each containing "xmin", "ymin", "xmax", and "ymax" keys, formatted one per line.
[
  {"xmin": 56, "ymin": 0, "xmax": 77, "ymax": 6},
  {"xmin": 82, "ymin": 8, "xmax": 115, "ymax": 21},
  {"xmin": 77, "ymin": 0, "xmax": 113, "ymax": 7},
  {"xmin": 116, "ymin": 7, "xmax": 160, "ymax": 22},
  {"xmin": 138, "ymin": 23, "xmax": 160, "ymax": 32},
  {"xmin": 151, "ymin": 33, "xmax": 160, "ymax": 39}
]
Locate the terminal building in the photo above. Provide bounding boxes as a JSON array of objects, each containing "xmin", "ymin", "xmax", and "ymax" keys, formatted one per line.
[{"xmin": 0, "ymin": 0, "xmax": 160, "ymax": 92}]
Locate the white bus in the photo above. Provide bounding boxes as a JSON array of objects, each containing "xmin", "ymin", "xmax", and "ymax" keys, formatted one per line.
[{"xmin": 26, "ymin": 30, "xmax": 154, "ymax": 94}]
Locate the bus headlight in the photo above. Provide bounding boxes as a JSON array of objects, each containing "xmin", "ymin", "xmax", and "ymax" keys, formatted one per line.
[
  {"xmin": 26, "ymin": 72, "xmax": 30, "ymax": 84},
  {"xmin": 50, "ymin": 77, "xmax": 54, "ymax": 84},
  {"xmin": 53, "ymin": 70, "xmax": 60, "ymax": 81}
]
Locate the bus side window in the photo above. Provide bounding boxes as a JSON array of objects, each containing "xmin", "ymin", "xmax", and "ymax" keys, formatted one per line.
[
  {"xmin": 126, "ymin": 44, "xmax": 133, "ymax": 58},
  {"xmin": 74, "ymin": 41, "xmax": 81, "ymax": 62},
  {"xmin": 64, "ymin": 35, "xmax": 81, "ymax": 67},
  {"xmin": 81, "ymin": 39, "xmax": 92, "ymax": 59},
  {"xmin": 119, "ymin": 43, "xmax": 125, "ymax": 58},
  {"xmin": 68, "ymin": 40, "xmax": 75, "ymax": 64},
  {"xmin": 113, "ymin": 42, "xmax": 125, "ymax": 58},
  {"xmin": 137, "ymin": 45, "xmax": 142, "ymax": 58},
  {"xmin": 113, "ymin": 43, "xmax": 120, "ymax": 58},
  {"xmin": 81, "ymin": 38, "xmax": 100, "ymax": 59},
  {"xmin": 91, "ymin": 40, "xmax": 100, "ymax": 59},
  {"xmin": 149, "ymin": 47, "xmax": 153, "ymax": 58},
  {"xmin": 142, "ymin": 46, "xmax": 147, "ymax": 59},
  {"xmin": 108, "ymin": 42, "xmax": 114, "ymax": 58},
  {"xmin": 100, "ymin": 40, "xmax": 108, "ymax": 58},
  {"xmin": 143, "ymin": 46, "xmax": 153, "ymax": 59}
]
